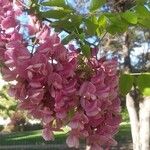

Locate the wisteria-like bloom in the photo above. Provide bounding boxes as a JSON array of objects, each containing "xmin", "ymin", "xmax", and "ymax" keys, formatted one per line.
[{"xmin": 0, "ymin": 1, "xmax": 121, "ymax": 150}]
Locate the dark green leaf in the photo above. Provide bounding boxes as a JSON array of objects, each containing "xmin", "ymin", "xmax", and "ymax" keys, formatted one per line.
[
  {"xmin": 62, "ymin": 33, "xmax": 76, "ymax": 44},
  {"xmin": 121, "ymin": 11, "xmax": 137, "ymax": 24},
  {"xmin": 90, "ymin": 0, "xmax": 106, "ymax": 11},
  {"xmin": 136, "ymin": 6, "xmax": 150, "ymax": 28},
  {"xmin": 8, "ymin": 105, "xmax": 17, "ymax": 111},
  {"xmin": 81, "ymin": 45, "xmax": 91, "ymax": 58},
  {"xmin": 136, "ymin": 0, "xmax": 146, "ymax": 4},
  {"xmin": 138, "ymin": 18, "xmax": 150, "ymax": 29},
  {"xmin": 136, "ymin": 6, "xmax": 150, "ymax": 17},
  {"xmin": 41, "ymin": 9, "xmax": 71, "ymax": 19},
  {"xmin": 41, "ymin": 0, "xmax": 66, "ymax": 7},
  {"xmin": 0, "ymin": 105, "xmax": 6, "ymax": 110},
  {"xmin": 106, "ymin": 14, "xmax": 128, "ymax": 34},
  {"xmin": 85, "ymin": 18, "xmax": 98, "ymax": 35},
  {"xmin": 119, "ymin": 74, "xmax": 134, "ymax": 96},
  {"xmin": 0, "ymin": 92, "xmax": 9, "ymax": 100},
  {"xmin": 137, "ymin": 73, "xmax": 150, "ymax": 96},
  {"xmin": 50, "ymin": 14, "xmax": 82, "ymax": 33},
  {"xmin": 41, "ymin": 0, "xmax": 72, "ymax": 10}
]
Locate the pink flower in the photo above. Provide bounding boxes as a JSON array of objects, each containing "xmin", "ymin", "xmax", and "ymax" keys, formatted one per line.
[
  {"xmin": 90, "ymin": 144, "xmax": 103, "ymax": 150},
  {"xmin": 79, "ymin": 81, "xmax": 96, "ymax": 98},
  {"xmin": 66, "ymin": 134, "xmax": 79, "ymax": 148},
  {"xmin": 42, "ymin": 127, "xmax": 54, "ymax": 141},
  {"xmin": 1, "ymin": 16, "xmax": 17, "ymax": 29},
  {"xmin": 48, "ymin": 73, "xmax": 62, "ymax": 89},
  {"xmin": 80, "ymin": 99, "xmax": 100, "ymax": 117},
  {"xmin": 41, "ymin": 107, "xmax": 54, "ymax": 124},
  {"xmin": 0, "ymin": 48, "xmax": 6, "ymax": 61},
  {"xmin": 36, "ymin": 25, "xmax": 51, "ymax": 41},
  {"xmin": 68, "ymin": 112, "xmax": 88, "ymax": 130},
  {"xmin": 102, "ymin": 60, "xmax": 118, "ymax": 76},
  {"xmin": 28, "ymin": 88, "xmax": 44, "ymax": 104},
  {"xmin": 0, "ymin": 2, "xmax": 121, "ymax": 149}
]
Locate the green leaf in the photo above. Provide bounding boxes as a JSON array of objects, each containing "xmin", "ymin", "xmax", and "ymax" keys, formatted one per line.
[
  {"xmin": 97, "ymin": 15, "xmax": 107, "ymax": 35},
  {"xmin": 41, "ymin": 0, "xmax": 73, "ymax": 10},
  {"xmin": 41, "ymin": 9, "xmax": 71, "ymax": 19},
  {"xmin": 85, "ymin": 18, "xmax": 98, "ymax": 35},
  {"xmin": 119, "ymin": 74, "xmax": 134, "ymax": 96},
  {"xmin": 41, "ymin": 0, "xmax": 66, "ymax": 7},
  {"xmin": 90, "ymin": 0, "xmax": 106, "ymax": 11},
  {"xmin": 106, "ymin": 14, "xmax": 128, "ymax": 34},
  {"xmin": 81, "ymin": 45, "xmax": 91, "ymax": 58},
  {"xmin": 136, "ymin": 0, "xmax": 146, "ymax": 4},
  {"xmin": 137, "ymin": 73, "xmax": 150, "ymax": 96},
  {"xmin": 0, "ymin": 92, "xmax": 9, "ymax": 100},
  {"xmin": 0, "ymin": 104, "xmax": 6, "ymax": 110},
  {"xmin": 50, "ymin": 14, "xmax": 82, "ymax": 33},
  {"xmin": 8, "ymin": 104, "xmax": 17, "ymax": 111},
  {"xmin": 138, "ymin": 18, "xmax": 150, "ymax": 28},
  {"xmin": 136, "ymin": 6, "xmax": 150, "ymax": 28},
  {"xmin": 98, "ymin": 15, "xmax": 107, "ymax": 27},
  {"xmin": 136, "ymin": 6, "xmax": 150, "ymax": 17},
  {"xmin": 121, "ymin": 11, "xmax": 137, "ymax": 24},
  {"xmin": 62, "ymin": 32, "xmax": 76, "ymax": 44}
]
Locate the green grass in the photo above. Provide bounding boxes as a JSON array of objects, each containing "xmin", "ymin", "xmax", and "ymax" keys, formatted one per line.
[
  {"xmin": 115, "ymin": 123, "xmax": 132, "ymax": 142},
  {"xmin": 0, "ymin": 123, "xmax": 131, "ymax": 146},
  {"xmin": 0, "ymin": 127, "xmax": 69, "ymax": 146}
]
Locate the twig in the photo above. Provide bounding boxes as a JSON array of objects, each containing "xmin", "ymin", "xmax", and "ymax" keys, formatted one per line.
[{"xmin": 16, "ymin": 0, "xmax": 30, "ymax": 9}]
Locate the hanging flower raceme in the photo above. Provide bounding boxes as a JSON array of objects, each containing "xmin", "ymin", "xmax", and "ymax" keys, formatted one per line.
[{"xmin": 0, "ymin": 1, "xmax": 121, "ymax": 149}]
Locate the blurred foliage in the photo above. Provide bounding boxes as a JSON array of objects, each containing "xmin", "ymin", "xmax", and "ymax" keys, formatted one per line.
[
  {"xmin": 0, "ymin": 85, "xmax": 17, "ymax": 119},
  {"xmin": 121, "ymin": 108, "xmax": 130, "ymax": 123},
  {"xmin": 119, "ymin": 73, "xmax": 150, "ymax": 96}
]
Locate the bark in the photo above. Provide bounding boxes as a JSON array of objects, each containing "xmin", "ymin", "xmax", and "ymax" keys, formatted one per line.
[
  {"xmin": 126, "ymin": 93, "xmax": 140, "ymax": 150},
  {"xmin": 139, "ymin": 97, "xmax": 150, "ymax": 150}
]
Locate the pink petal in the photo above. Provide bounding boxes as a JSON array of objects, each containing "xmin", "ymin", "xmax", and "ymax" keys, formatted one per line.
[
  {"xmin": 66, "ymin": 134, "xmax": 79, "ymax": 148},
  {"xmin": 79, "ymin": 81, "xmax": 96, "ymax": 96},
  {"xmin": 42, "ymin": 128, "xmax": 54, "ymax": 141},
  {"xmin": 1, "ymin": 16, "xmax": 17, "ymax": 29}
]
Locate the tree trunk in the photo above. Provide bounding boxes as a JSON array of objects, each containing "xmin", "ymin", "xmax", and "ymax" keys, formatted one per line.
[
  {"xmin": 139, "ymin": 97, "xmax": 150, "ymax": 150},
  {"xmin": 126, "ymin": 93, "xmax": 140, "ymax": 150}
]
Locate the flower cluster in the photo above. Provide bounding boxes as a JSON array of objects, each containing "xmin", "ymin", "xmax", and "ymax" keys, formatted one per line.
[{"xmin": 0, "ymin": 1, "xmax": 121, "ymax": 149}]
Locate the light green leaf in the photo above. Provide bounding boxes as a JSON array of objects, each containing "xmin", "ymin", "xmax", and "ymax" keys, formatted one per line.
[
  {"xmin": 98, "ymin": 15, "xmax": 107, "ymax": 27},
  {"xmin": 81, "ymin": 45, "xmax": 91, "ymax": 58},
  {"xmin": 119, "ymin": 74, "xmax": 134, "ymax": 96},
  {"xmin": 137, "ymin": 73, "xmax": 150, "ymax": 96},
  {"xmin": 90, "ymin": 0, "xmax": 106, "ymax": 11},
  {"xmin": 121, "ymin": 11, "xmax": 137, "ymax": 24},
  {"xmin": 97, "ymin": 15, "xmax": 107, "ymax": 35}
]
